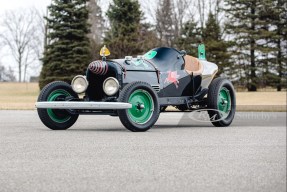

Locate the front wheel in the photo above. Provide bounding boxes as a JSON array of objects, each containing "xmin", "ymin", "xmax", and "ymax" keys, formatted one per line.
[
  {"xmin": 37, "ymin": 81, "xmax": 79, "ymax": 130},
  {"xmin": 207, "ymin": 77, "xmax": 236, "ymax": 127},
  {"xmin": 118, "ymin": 82, "xmax": 160, "ymax": 132}
]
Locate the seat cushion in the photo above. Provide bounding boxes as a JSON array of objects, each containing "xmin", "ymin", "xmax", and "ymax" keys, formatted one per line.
[{"xmin": 184, "ymin": 55, "xmax": 203, "ymax": 75}]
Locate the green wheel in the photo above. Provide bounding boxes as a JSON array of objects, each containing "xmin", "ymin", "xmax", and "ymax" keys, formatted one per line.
[
  {"xmin": 128, "ymin": 90, "xmax": 154, "ymax": 124},
  {"xmin": 207, "ymin": 77, "xmax": 236, "ymax": 127},
  {"xmin": 218, "ymin": 87, "xmax": 231, "ymax": 118},
  {"xmin": 37, "ymin": 81, "xmax": 79, "ymax": 130},
  {"xmin": 118, "ymin": 82, "xmax": 160, "ymax": 132},
  {"xmin": 46, "ymin": 89, "xmax": 72, "ymax": 123}
]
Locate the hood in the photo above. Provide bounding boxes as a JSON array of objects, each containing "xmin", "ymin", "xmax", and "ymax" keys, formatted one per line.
[{"xmin": 110, "ymin": 58, "xmax": 157, "ymax": 71}]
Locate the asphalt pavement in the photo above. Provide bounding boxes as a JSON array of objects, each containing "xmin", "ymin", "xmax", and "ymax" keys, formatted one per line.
[{"xmin": 0, "ymin": 110, "xmax": 286, "ymax": 192}]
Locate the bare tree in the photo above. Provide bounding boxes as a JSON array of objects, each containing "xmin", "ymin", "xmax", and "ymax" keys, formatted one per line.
[
  {"xmin": 0, "ymin": 8, "xmax": 44, "ymax": 82},
  {"xmin": 87, "ymin": 0, "xmax": 106, "ymax": 59},
  {"xmin": 143, "ymin": 0, "xmax": 193, "ymax": 47},
  {"xmin": 156, "ymin": 0, "xmax": 177, "ymax": 46},
  {"xmin": 173, "ymin": 0, "xmax": 190, "ymax": 37},
  {"xmin": 88, "ymin": 0, "xmax": 105, "ymax": 44},
  {"xmin": 196, "ymin": 0, "xmax": 206, "ymax": 30},
  {"xmin": 140, "ymin": 0, "xmax": 158, "ymax": 24}
]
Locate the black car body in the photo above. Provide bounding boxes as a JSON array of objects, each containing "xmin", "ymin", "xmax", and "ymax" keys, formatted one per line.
[{"xmin": 36, "ymin": 45, "xmax": 236, "ymax": 132}]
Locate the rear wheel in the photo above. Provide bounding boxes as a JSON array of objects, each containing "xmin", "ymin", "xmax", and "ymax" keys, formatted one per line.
[
  {"xmin": 207, "ymin": 77, "xmax": 236, "ymax": 127},
  {"xmin": 118, "ymin": 82, "xmax": 160, "ymax": 132},
  {"xmin": 37, "ymin": 81, "xmax": 79, "ymax": 130}
]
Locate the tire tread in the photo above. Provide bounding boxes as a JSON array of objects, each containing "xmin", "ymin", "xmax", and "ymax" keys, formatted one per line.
[
  {"xmin": 37, "ymin": 81, "xmax": 79, "ymax": 130},
  {"xmin": 118, "ymin": 81, "xmax": 160, "ymax": 132}
]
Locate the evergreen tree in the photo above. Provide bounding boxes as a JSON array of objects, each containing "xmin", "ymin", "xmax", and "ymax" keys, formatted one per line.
[
  {"xmin": 39, "ymin": 0, "xmax": 91, "ymax": 89},
  {"xmin": 202, "ymin": 12, "xmax": 231, "ymax": 76},
  {"xmin": 224, "ymin": 0, "xmax": 262, "ymax": 91},
  {"xmin": 274, "ymin": 0, "xmax": 287, "ymax": 91},
  {"xmin": 104, "ymin": 0, "xmax": 143, "ymax": 58},
  {"xmin": 176, "ymin": 19, "xmax": 202, "ymax": 56},
  {"xmin": 258, "ymin": 0, "xmax": 287, "ymax": 91}
]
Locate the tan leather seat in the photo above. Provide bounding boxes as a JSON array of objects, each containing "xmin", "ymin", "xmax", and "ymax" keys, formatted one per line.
[{"xmin": 184, "ymin": 55, "xmax": 203, "ymax": 76}]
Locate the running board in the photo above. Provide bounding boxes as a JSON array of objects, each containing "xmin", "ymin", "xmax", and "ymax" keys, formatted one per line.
[{"xmin": 35, "ymin": 101, "xmax": 132, "ymax": 110}]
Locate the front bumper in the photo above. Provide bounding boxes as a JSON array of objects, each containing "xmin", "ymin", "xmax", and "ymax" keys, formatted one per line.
[{"xmin": 35, "ymin": 101, "xmax": 132, "ymax": 110}]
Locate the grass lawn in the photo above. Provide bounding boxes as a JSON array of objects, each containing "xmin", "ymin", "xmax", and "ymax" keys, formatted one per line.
[
  {"xmin": 236, "ymin": 91, "xmax": 286, "ymax": 111},
  {"xmin": 0, "ymin": 82, "xmax": 286, "ymax": 111},
  {"xmin": 0, "ymin": 83, "xmax": 39, "ymax": 110}
]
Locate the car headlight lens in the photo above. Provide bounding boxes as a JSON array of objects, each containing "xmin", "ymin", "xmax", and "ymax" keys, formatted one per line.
[
  {"xmin": 71, "ymin": 75, "xmax": 88, "ymax": 94},
  {"xmin": 103, "ymin": 77, "xmax": 119, "ymax": 96}
]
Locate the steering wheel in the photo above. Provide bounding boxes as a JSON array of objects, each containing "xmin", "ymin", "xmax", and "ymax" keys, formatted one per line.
[{"xmin": 178, "ymin": 50, "xmax": 187, "ymax": 59}]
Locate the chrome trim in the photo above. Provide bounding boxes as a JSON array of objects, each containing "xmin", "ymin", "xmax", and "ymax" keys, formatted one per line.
[
  {"xmin": 124, "ymin": 56, "xmax": 133, "ymax": 61},
  {"xmin": 71, "ymin": 75, "xmax": 88, "ymax": 93},
  {"xmin": 200, "ymin": 60, "xmax": 219, "ymax": 89},
  {"xmin": 103, "ymin": 77, "xmax": 120, "ymax": 96},
  {"xmin": 200, "ymin": 60, "xmax": 218, "ymax": 76},
  {"xmin": 35, "ymin": 101, "xmax": 132, "ymax": 110}
]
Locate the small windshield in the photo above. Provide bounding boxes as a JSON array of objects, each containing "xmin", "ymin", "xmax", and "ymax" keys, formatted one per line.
[{"xmin": 127, "ymin": 58, "xmax": 154, "ymax": 70}]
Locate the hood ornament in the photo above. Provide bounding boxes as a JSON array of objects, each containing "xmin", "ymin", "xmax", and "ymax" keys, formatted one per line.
[{"xmin": 100, "ymin": 45, "xmax": 110, "ymax": 61}]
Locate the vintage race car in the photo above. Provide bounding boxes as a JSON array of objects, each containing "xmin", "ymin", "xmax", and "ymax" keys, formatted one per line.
[{"xmin": 36, "ymin": 45, "xmax": 236, "ymax": 132}]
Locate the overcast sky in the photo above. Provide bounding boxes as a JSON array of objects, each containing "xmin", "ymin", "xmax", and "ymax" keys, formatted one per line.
[
  {"xmin": 0, "ymin": 0, "xmax": 51, "ymax": 14},
  {"xmin": 0, "ymin": 0, "xmax": 155, "ymax": 81},
  {"xmin": 0, "ymin": 0, "xmax": 51, "ymax": 81}
]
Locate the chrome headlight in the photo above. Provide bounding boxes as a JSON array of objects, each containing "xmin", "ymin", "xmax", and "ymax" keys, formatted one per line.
[
  {"xmin": 103, "ymin": 77, "xmax": 119, "ymax": 96},
  {"xmin": 71, "ymin": 75, "xmax": 88, "ymax": 94}
]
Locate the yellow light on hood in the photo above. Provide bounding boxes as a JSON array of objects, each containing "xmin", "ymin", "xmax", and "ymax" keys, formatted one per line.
[{"xmin": 100, "ymin": 45, "xmax": 110, "ymax": 57}]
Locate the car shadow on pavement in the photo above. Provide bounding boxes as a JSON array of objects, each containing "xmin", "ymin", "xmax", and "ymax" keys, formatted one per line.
[
  {"xmin": 49, "ymin": 125, "xmax": 213, "ymax": 132},
  {"xmin": 154, "ymin": 124, "xmax": 213, "ymax": 129},
  {"xmin": 67, "ymin": 128, "xmax": 129, "ymax": 132}
]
